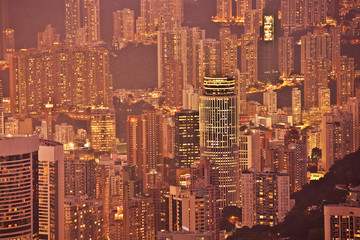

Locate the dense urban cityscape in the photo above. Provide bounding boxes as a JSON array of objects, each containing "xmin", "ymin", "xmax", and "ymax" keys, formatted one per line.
[{"xmin": 0, "ymin": 0, "xmax": 360, "ymax": 239}]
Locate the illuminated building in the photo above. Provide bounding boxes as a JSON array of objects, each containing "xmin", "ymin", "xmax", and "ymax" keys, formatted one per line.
[
  {"xmin": 346, "ymin": 98, "xmax": 360, "ymax": 152},
  {"xmin": 127, "ymin": 115, "xmax": 144, "ymax": 180},
  {"xmin": 318, "ymin": 87, "xmax": 331, "ymax": 115},
  {"xmin": 300, "ymin": 32, "xmax": 332, "ymax": 74},
  {"xmin": 199, "ymin": 39, "xmax": 221, "ymax": 84},
  {"xmin": 166, "ymin": 186, "xmax": 206, "ymax": 232},
  {"xmin": 37, "ymin": 25, "xmax": 60, "ymax": 48},
  {"xmin": 10, "ymin": 46, "xmax": 113, "ymax": 114},
  {"xmin": 64, "ymin": 148, "xmax": 97, "ymax": 198},
  {"xmin": 320, "ymin": 108, "xmax": 353, "ymax": 172},
  {"xmin": 306, "ymin": 128, "xmax": 321, "ymax": 157},
  {"xmin": 190, "ymin": 159, "xmax": 220, "ymax": 240},
  {"xmin": 4, "ymin": 117, "xmax": 18, "ymax": 135},
  {"xmin": 0, "ymin": 135, "xmax": 39, "ymax": 239},
  {"xmin": 330, "ymin": 27, "xmax": 341, "ymax": 71},
  {"xmin": 38, "ymin": 140, "xmax": 65, "ymax": 240},
  {"xmin": 286, "ymin": 140, "xmax": 308, "ymax": 193},
  {"xmin": 292, "ymin": 88, "xmax": 301, "ymax": 125},
  {"xmin": 113, "ymin": 9, "xmax": 135, "ymax": 47},
  {"xmin": 3, "ymin": 28, "xmax": 14, "ymax": 61},
  {"xmin": 235, "ymin": 70, "xmax": 247, "ymax": 115},
  {"xmin": 174, "ymin": 110, "xmax": 200, "ymax": 168},
  {"xmin": 65, "ymin": 0, "xmax": 80, "ymax": 45},
  {"xmin": 241, "ymin": 168, "xmax": 290, "ymax": 228},
  {"xmin": 324, "ymin": 204, "xmax": 360, "ymax": 240},
  {"xmin": 220, "ymin": 28, "xmax": 237, "ymax": 77},
  {"xmin": 147, "ymin": 186, "xmax": 169, "ymax": 235},
  {"xmin": 280, "ymin": 0, "xmax": 296, "ymax": 33},
  {"xmin": 239, "ymin": 129, "xmax": 261, "ymax": 172},
  {"xmin": 123, "ymin": 196, "xmax": 155, "ymax": 240},
  {"xmin": 0, "ymin": 0, "xmax": 8, "ymax": 60},
  {"xmin": 54, "ymin": 123, "xmax": 74, "ymax": 148},
  {"xmin": 200, "ymin": 76, "xmax": 240, "ymax": 209},
  {"xmin": 235, "ymin": 0, "xmax": 252, "ymax": 22},
  {"xmin": 241, "ymin": 33, "xmax": 258, "ymax": 85},
  {"xmin": 263, "ymin": 89, "xmax": 277, "ymax": 114},
  {"xmin": 304, "ymin": 59, "xmax": 331, "ymax": 109},
  {"xmin": 244, "ymin": 10, "xmax": 261, "ymax": 38},
  {"xmin": 304, "ymin": 0, "xmax": 327, "ymax": 28},
  {"xmin": 337, "ymin": 56, "xmax": 355, "ymax": 106},
  {"xmin": 64, "ymin": 196, "xmax": 103, "ymax": 240},
  {"xmin": 122, "ymin": 165, "xmax": 143, "ymax": 200},
  {"xmin": 90, "ymin": 107, "xmax": 116, "ymax": 152},
  {"xmin": 0, "ymin": 80, "xmax": 3, "ymax": 134},
  {"xmin": 216, "ymin": 0, "xmax": 232, "ymax": 21},
  {"xmin": 278, "ymin": 36, "xmax": 294, "ymax": 78},
  {"xmin": 82, "ymin": 0, "xmax": 101, "ymax": 42},
  {"xmin": 163, "ymin": 60, "xmax": 184, "ymax": 107}
]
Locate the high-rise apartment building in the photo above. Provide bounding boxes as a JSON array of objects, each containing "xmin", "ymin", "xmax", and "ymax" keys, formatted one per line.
[
  {"xmin": 278, "ymin": 36, "xmax": 294, "ymax": 78},
  {"xmin": 304, "ymin": 0, "xmax": 327, "ymax": 28},
  {"xmin": 127, "ymin": 115, "xmax": 144, "ymax": 179},
  {"xmin": 241, "ymin": 168, "xmax": 290, "ymax": 227},
  {"xmin": 239, "ymin": 129, "xmax": 261, "ymax": 172},
  {"xmin": 38, "ymin": 25, "xmax": 60, "ymax": 48},
  {"xmin": 320, "ymin": 108, "xmax": 354, "ymax": 172},
  {"xmin": 235, "ymin": 0, "xmax": 253, "ymax": 22},
  {"xmin": 263, "ymin": 89, "xmax": 277, "ymax": 113},
  {"xmin": 200, "ymin": 77, "xmax": 240, "ymax": 209},
  {"xmin": 318, "ymin": 87, "xmax": 331, "ymax": 115},
  {"xmin": 220, "ymin": 28, "xmax": 238, "ymax": 77},
  {"xmin": 113, "ymin": 9, "xmax": 135, "ymax": 46},
  {"xmin": 55, "ymin": 123, "xmax": 74, "ymax": 147},
  {"xmin": 346, "ymin": 98, "xmax": 360, "ymax": 152},
  {"xmin": 174, "ymin": 110, "xmax": 200, "ymax": 168},
  {"xmin": 241, "ymin": 33, "xmax": 258, "ymax": 85},
  {"xmin": 244, "ymin": 10, "xmax": 261, "ymax": 38},
  {"xmin": 82, "ymin": 0, "xmax": 100, "ymax": 42},
  {"xmin": 304, "ymin": 59, "xmax": 331, "ymax": 109},
  {"xmin": 65, "ymin": 0, "xmax": 81, "ymax": 45},
  {"xmin": 0, "ymin": 135, "xmax": 39, "ymax": 239},
  {"xmin": 0, "ymin": 0, "xmax": 8, "ymax": 60},
  {"xmin": 10, "ymin": 46, "xmax": 112, "ymax": 114},
  {"xmin": 292, "ymin": 88, "xmax": 302, "ymax": 125},
  {"xmin": 38, "ymin": 140, "xmax": 65, "ymax": 240},
  {"xmin": 337, "ymin": 56, "xmax": 355, "ymax": 106},
  {"xmin": 199, "ymin": 38, "xmax": 221, "ymax": 85},
  {"xmin": 216, "ymin": 0, "xmax": 233, "ymax": 21},
  {"xmin": 90, "ymin": 107, "xmax": 116, "ymax": 152},
  {"xmin": 3, "ymin": 28, "xmax": 14, "ymax": 61}
]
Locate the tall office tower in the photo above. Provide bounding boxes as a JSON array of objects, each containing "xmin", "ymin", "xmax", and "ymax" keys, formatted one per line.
[
  {"xmin": 174, "ymin": 110, "xmax": 200, "ymax": 168},
  {"xmin": 127, "ymin": 115, "xmax": 144, "ymax": 179},
  {"xmin": 38, "ymin": 140, "xmax": 65, "ymax": 240},
  {"xmin": 304, "ymin": 0, "xmax": 327, "ymax": 28},
  {"xmin": 190, "ymin": 159, "xmax": 220, "ymax": 240},
  {"xmin": 220, "ymin": 28, "xmax": 238, "ymax": 77},
  {"xmin": 239, "ymin": 129, "xmax": 261, "ymax": 172},
  {"xmin": 235, "ymin": 70, "xmax": 247, "ymax": 114},
  {"xmin": 199, "ymin": 39, "xmax": 221, "ymax": 84},
  {"xmin": 166, "ymin": 186, "xmax": 206, "ymax": 232},
  {"xmin": 0, "ymin": 0, "xmax": 8, "ymax": 60},
  {"xmin": 64, "ymin": 148, "xmax": 97, "ymax": 198},
  {"xmin": 304, "ymin": 59, "xmax": 331, "ymax": 109},
  {"xmin": 280, "ymin": 0, "xmax": 296, "ymax": 33},
  {"xmin": 37, "ymin": 25, "xmax": 60, "ymax": 48},
  {"xmin": 235, "ymin": 0, "xmax": 253, "ymax": 22},
  {"xmin": 200, "ymin": 77, "xmax": 240, "ymax": 209},
  {"xmin": 330, "ymin": 27, "xmax": 341, "ymax": 71},
  {"xmin": 113, "ymin": 9, "xmax": 135, "ymax": 45},
  {"xmin": 64, "ymin": 197, "xmax": 103, "ymax": 240},
  {"xmin": 142, "ymin": 110, "xmax": 164, "ymax": 174},
  {"xmin": 82, "ymin": 0, "xmax": 100, "ymax": 42},
  {"xmin": 263, "ymin": 89, "xmax": 277, "ymax": 113},
  {"xmin": 300, "ymin": 32, "xmax": 332, "ymax": 74},
  {"xmin": 10, "ymin": 46, "xmax": 112, "ymax": 114},
  {"xmin": 292, "ymin": 88, "xmax": 302, "ymax": 125},
  {"xmin": 244, "ymin": 10, "xmax": 261, "ymax": 38},
  {"xmin": 324, "ymin": 203, "xmax": 360, "ymax": 240},
  {"xmin": 278, "ymin": 36, "xmax": 294, "ymax": 78},
  {"xmin": 65, "ymin": 0, "xmax": 81, "ymax": 45},
  {"xmin": 319, "ymin": 87, "xmax": 331, "ymax": 115},
  {"xmin": 320, "ymin": 108, "xmax": 353, "ymax": 172},
  {"xmin": 55, "ymin": 123, "xmax": 74, "ymax": 146},
  {"xmin": 0, "ymin": 135, "xmax": 39, "ymax": 239},
  {"xmin": 346, "ymin": 98, "xmax": 360, "ymax": 152},
  {"xmin": 123, "ymin": 197, "xmax": 155, "ymax": 240},
  {"xmin": 241, "ymin": 33, "xmax": 258, "ymax": 85},
  {"xmin": 216, "ymin": 0, "xmax": 233, "ymax": 21},
  {"xmin": 241, "ymin": 169, "xmax": 290, "ymax": 228},
  {"xmin": 337, "ymin": 56, "xmax": 355, "ymax": 106},
  {"xmin": 181, "ymin": 27, "xmax": 205, "ymax": 88},
  {"xmin": 90, "ymin": 107, "xmax": 116, "ymax": 152}
]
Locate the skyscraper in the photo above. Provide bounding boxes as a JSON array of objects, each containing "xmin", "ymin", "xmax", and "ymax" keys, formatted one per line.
[
  {"xmin": 318, "ymin": 87, "xmax": 331, "ymax": 115},
  {"xmin": 278, "ymin": 36, "xmax": 294, "ymax": 78},
  {"xmin": 199, "ymin": 38, "xmax": 221, "ymax": 85},
  {"xmin": 174, "ymin": 110, "xmax": 200, "ymax": 168},
  {"xmin": 216, "ymin": 0, "xmax": 233, "ymax": 21},
  {"xmin": 200, "ymin": 77, "xmax": 240, "ymax": 209},
  {"xmin": 220, "ymin": 28, "xmax": 237, "ymax": 77},
  {"xmin": 0, "ymin": 135, "xmax": 39, "ymax": 239},
  {"xmin": 304, "ymin": 59, "xmax": 331, "ymax": 109},
  {"xmin": 113, "ymin": 9, "xmax": 135, "ymax": 46},
  {"xmin": 336, "ymin": 56, "xmax": 355, "ymax": 106},
  {"xmin": 241, "ymin": 33, "xmax": 258, "ymax": 85},
  {"xmin": 0, "ymin": 0, "xmax": 8, "ymax": 60},
  {"xmin": 65, "ymin": 0, "xmax": 81, "ymax": 45},
  {"xmin": 38, "ymin": 139, "xmax": 65, "ymax": 240},
  {"xmin": 263, "ymin": 89, "xmax": 277, "ymax": 114},
  {"xmin": 90, "ymin": 107, "xmax": 116, "ymax": 152},
  {"xmin": 292, "ymin": 88, "xmax": 302, "ymax": 125},
  {"xmin": 38, "ymin": 25, "xmax": 60, "ymax": 48}
]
